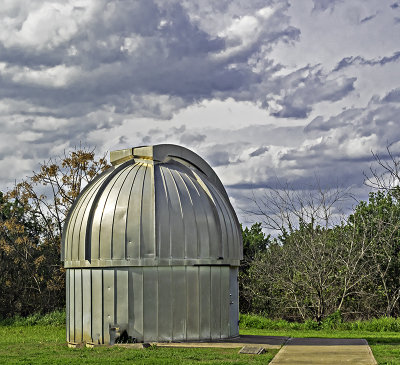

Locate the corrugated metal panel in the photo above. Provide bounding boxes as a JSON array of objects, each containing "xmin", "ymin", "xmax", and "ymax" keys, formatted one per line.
[
  {"xmin": 154, "ymin": 166, "xmax": 171, "ymax": 259},
  {"xmin": 176, "ymin": 172, "xmax": 199, "ymax": 259},
  {"xmin": 205, "ymin": 178, "xmax": 241, "ymax": 262},
  {"xmin": 66, "ymin": 269, "xmax": 70, "ymax": 342},
  {"xmin": 82, "ymin": 269, "xmax": 91, "ymax": 342},
  {"xmin": 102, "ymin": 167, "xmax": 133, "ymax": 260},
  {"xmin": 103, "ymin": 269, "xmax": 114, "ymax": 344},
  {"xmin": 130, "ymin": 267, "xmax": 143, "ymax": 341},
  {"xmin": 161, "ymin": 166, "xmax": 185, "ymax": 259},
  {"xmin": 143, "ymin": 267, "xmax": 158, "ymax": 340},
  {"xmin": 126, "ymin": 164, "xmax": 147, "ymax": 260},
  {"xmin": 69, "ymin": 269, "xmax": 75, "ymax": 342},
  {"xmin": 74, "ymin": 269, "xmax": 82, "ymax": 342},
  {"xmin": 172, "ymin": 266, "xmax": 186, "ymax": 341},
  {"xmin": 186, "ymin": 266, "xmax": 199, "ymax": 340},
  {"xmin": 91, "ymin": 269, "xmax": 102, "ymax": 343},
  {"xmin": 199, "ymin": 266, "xmax": 211, "ymax": 340},
  {"xmin": 116, "ymin": 269, "xmax": 128, "ymax": 330},
  {"xmin": 99, "ymin": 170, "xmax": 127, "ymax": 260},
  {"xmin": 157, "ymin": 266, "xmax": 172, "ymax": 341},
  {"xmin": 64, "ymin": 171, "xmax": 113, "ymax": 262},
  {"xmin": 182, "ymin": 171, "xmax": 211, "ymax": 259},
  {"xmin": 66, "ymin": 266, "xmax": 238, "ymax": 344},
  {"xmin": 112, "ymin": 166, "xmax": 138, "ymax": 259},
  {"xmin": 229, "ymin": 267, "xmax": 239, "ymax": 337},
  {"xmin": 141, "ymin": 164, "xmax": 155, "ymax": 258},
  {"xmin": 210, "ymin": 266, "xmax": 221, "ymax": 339},
  {"xmin": 221, "ymin": 267, "xmax": 231, "ymax": 337}
]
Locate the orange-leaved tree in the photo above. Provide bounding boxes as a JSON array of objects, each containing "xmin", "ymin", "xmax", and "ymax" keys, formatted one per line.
[{"xmin": 0, "ymin": 147, "xmax": 110, "ymax": 317}]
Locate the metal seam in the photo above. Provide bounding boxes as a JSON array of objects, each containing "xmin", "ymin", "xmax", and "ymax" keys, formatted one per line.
[
  {"xmin": 62, "ymin": 167, "xmax": 113, "ymax": 261},
  {"xmin": 83, "ymin": 159, "xmax": 135, "ymax": 262},
  {"xmin": 110, "ymin": 165, "xmax": 136, "ymax": 259},
  {"xmin": 124, "ymin": 163, "xmax": 141, "ymax": 260}
]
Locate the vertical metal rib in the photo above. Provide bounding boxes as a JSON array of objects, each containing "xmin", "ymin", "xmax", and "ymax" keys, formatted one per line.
[
  {"xmin": 157, "ymin": 165, "xmax": 172, "ymax": 259},
  {"xmin": 167, "ymin": 168, "xmax": 185, "ymax": 258},
  {"xmin": 84, "ymin": 160, "xmax": 135, "ymax": 261},
  {"xmin": 183, "ymin": 173, "xmax": 213, "ymax": 258},
  {"xmin": 66, "ymin": 270, "xmax": 70, "ymax": 341},
  {"xmin": 175, "ymin": 171, "xmax": 199, "ymax": 259},
  {"xmin": 74, "ymin": 174, "xmax": 111, "ymax": 261},
  {"xmin": 124, "ymin": 164, "xmax": 141, "ymax": 260},
  {"xmin": 98, "ymin": 169, "xmax": 128, "ymax": 260},
  {"xmin": 126, "ymin": 164, "xmax": 146, "ymax": 260},
  {"xmin": 205, "ymin": 182, "xmax": 232, "ymax": 259},
  {"xmin": 105, "ymin": 165, "xmax": 135, "ymax": 259},
  {"xmin": 140, "ymin": 163, "xmax": 155, "ymax": 258},
  {"xmin": 62, "ymin": 167, "xmax": 113, "ymax": 261},
  {"xmin": 112, "ymin": 164, "xmax": 139, "ymax": 260}
]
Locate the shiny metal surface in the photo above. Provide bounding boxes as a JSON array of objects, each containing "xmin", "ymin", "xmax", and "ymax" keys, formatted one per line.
[
  {"xmin": 66, "ymin": 266, "xmax": 238, "ymax": 343},
  {"xmin": 62, "ymin": 144, "xmax": 242, "ymax": 344},
  {"xmin": 62, "ymin": 145, "xmax": 242, "ymax": 267}
]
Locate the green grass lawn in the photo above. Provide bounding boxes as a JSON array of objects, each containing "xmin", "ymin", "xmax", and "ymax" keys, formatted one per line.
[
  {"xmin": 0, "ymin": 325, "xmax": 278, "ymax": 365},
  {"xmin": 2, "ymin": 323, "xmax": 400, "ymax": 364}
]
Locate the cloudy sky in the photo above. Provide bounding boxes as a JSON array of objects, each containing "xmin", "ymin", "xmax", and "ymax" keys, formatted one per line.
[{"xmin": 0, "ymin": 0, "xmax": 399, "ymax": 224}]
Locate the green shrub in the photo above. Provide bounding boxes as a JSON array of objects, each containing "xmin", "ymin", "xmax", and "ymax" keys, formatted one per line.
[
  {"xmin": 239, "ymin": 313, "xmax": 400, "ymax": 332},
  {"xmin": 0, "ymin": 309, "xmax": 65, "ymax": 327},
  {"xmin": 321, "ymin": 311, "xmax": 342, "ymax": 330}
]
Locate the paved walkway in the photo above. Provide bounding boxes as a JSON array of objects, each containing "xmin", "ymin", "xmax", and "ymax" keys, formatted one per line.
[
  {"xmin": 123, "ymin": 335, "xmax": 377, "ymax": 364},
  {"xmin": 270, "ymin": 338, "xmax": 377, "ymax": 365}
]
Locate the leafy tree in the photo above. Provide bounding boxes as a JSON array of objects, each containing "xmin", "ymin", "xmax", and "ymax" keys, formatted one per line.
[
  {"xmin": 0, "ymin": 147, "xmax": 110, "ymax": 318},
  {"xmin": 0, "ymin": 189, "xmax": 50, "ymax": 316},
  {"xmin": 241, "ymin": 223, "xmax": 270, "ymax": 267},
  {"xmin": 239, "ymin": 223, "xmax": 270, "ymax": 313},
  {"xmin": 350, "ymin": 189, "xmax": 400, "ymax": 317},
  {"xmin": 18, "ymin": 147, "xmax": 109, "ymax": 240},
  {"xmin": 242, "ymin": 180, "xmax": 371, "ymax": 322}
]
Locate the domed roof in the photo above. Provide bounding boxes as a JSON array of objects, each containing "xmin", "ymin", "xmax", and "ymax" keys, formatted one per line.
[{"xmin": 62, "ymin": 144, "xmax": 242, "ymax": 268}]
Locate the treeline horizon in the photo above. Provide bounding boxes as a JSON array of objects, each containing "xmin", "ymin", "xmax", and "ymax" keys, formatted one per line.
[
  {"xmin": 241, "ymin": 146, "xmax": 400, "ymax": 322},
  {"xmin": 1, "ymin": 146, "xmax": 400, "ymax": 323}
]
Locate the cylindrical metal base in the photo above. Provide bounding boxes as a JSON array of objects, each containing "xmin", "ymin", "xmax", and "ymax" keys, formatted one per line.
[{"xmin": 66, "ymin": 266, "xmax": 239, "ymax": 344}]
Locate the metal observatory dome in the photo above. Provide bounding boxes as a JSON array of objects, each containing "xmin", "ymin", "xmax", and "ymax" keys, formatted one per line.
[{"xmin": 62, "ymin": 144, "xmax": 243, "ymax": 345}]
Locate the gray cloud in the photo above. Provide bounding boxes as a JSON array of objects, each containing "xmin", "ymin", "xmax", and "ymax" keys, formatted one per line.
[
  {"xmin": 266, "ymin": 67, "xmax": 356, "ymax": 118},
  {"xmin": 382, "ymin": 87, "xmax": 400, "ymax": 102},
  {"xmin": 249, "ymin": 147, "xmax": 269, "ymax": 157},
  {"xmin": 333, "ymin": 51, "xmax": 400, "ymax": 71},
  {"xmin": 0, "ymin": 0, "xmax": 356, "ymax": 129},
  {"xmin": 0, "ymin": 0, "xmax": 399, "ymax": 227},
  {"xmin": 312, "ymin": 0, "xmax": 343, "ymax": 12},
  {"xmin": 0, "ymin": 0, "xmax": 357, "ymax": 191},
  {"xmin": 179, "ymin": 132, "xmax": 206, "ymax": 145},
  {"xmin": 0, "ymin": 0, "xmax": 301, "ymax": 122},
  {"xmin": 360, "ymin": 13, "xmax": 377, "ymax": 23}
]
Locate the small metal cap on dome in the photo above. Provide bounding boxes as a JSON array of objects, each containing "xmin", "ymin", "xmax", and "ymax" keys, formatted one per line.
[{"xmin": 110, "ymin": 148, "xmax": 134, "ymax": 165}]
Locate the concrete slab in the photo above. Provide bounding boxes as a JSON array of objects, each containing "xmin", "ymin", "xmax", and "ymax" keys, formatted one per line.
[
  {"xmin": 287, "ymin": 338, "xmax": 368, "ymax": 346},
  {"xmin": 152, "ymin": 341, "xmax": 281, "ymax": 349},
  {"xmin": 222, "ymin": 335, "xmax": 289, "ymax": 346},
  {"xmin": 239, "ymin": 345, "xmax": 266, "ymax": 354},
  {"xmin": 115, "ymin": 343, "xmax": 151, "ymax": 349},
  {"xmin": 270, "ymin": 338, "xmax": 377, "ymax": 365},
  {"xmin": 150, "ymin": 335, "xmax": 289, "ymax": 350}
]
